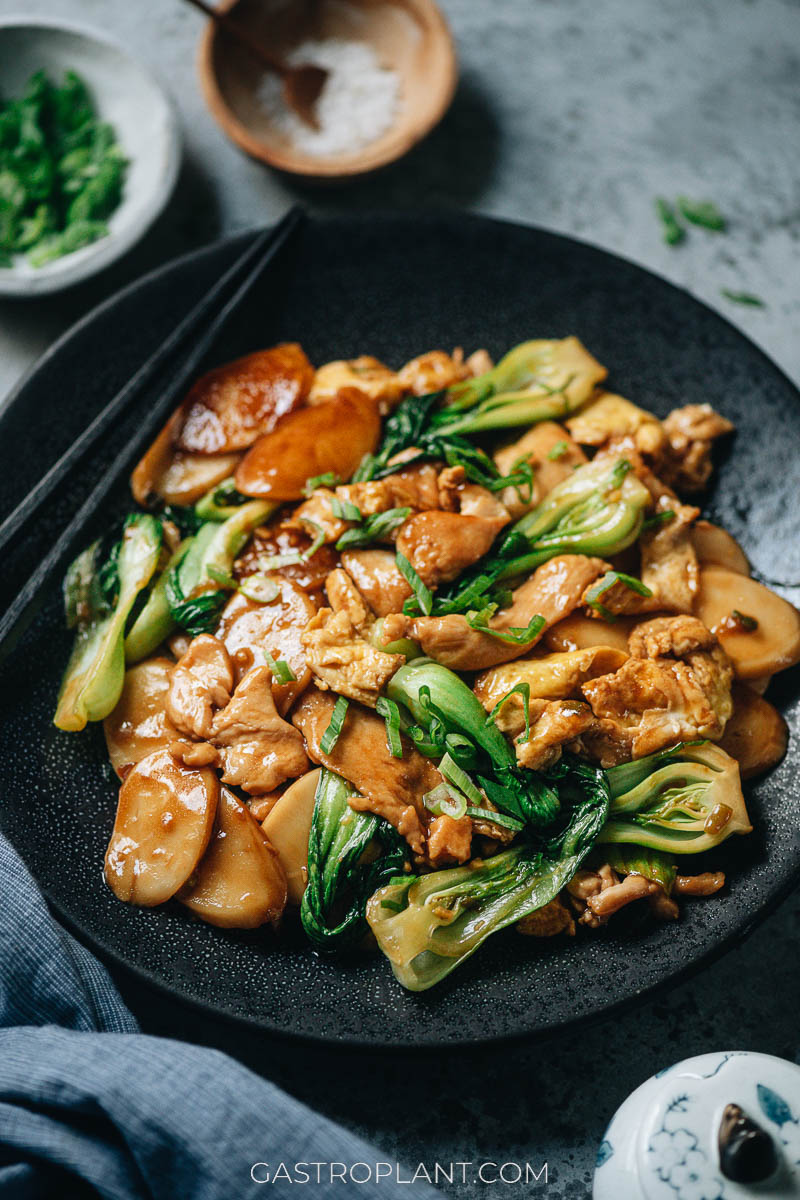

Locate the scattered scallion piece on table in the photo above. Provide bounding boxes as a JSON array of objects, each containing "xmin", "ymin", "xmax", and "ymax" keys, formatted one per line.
[
  {"xmin": 676, "ymin": 196, "xmax": 726, "ymax": 232},
  {"xmin": 721, "ymin": 288, "xmax": 766, "ymax": 307},
  {"xmin": 655, "ymin": 197, "xmax": 685, "ymax": 246}
]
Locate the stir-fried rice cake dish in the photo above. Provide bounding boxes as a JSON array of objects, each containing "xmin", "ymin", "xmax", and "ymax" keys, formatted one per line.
[{"xmin": 54, "ymin": 337, "xmax": 800, "ymax": 990}]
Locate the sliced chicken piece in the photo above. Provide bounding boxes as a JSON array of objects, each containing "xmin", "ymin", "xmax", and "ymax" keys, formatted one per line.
[
  {"xmin": 427, "ymin": 813, "xmax": 474, "ymax": 868},
  {"xmin": 104, "ymin": 657, "xmax": 180, "ymax": 779},
  {"xmin": 493, "ymin": 421, "xmax": 588, "ymax": 518},
  {"xmin": 215, "ymin": 577, "xmax": 315, "ymax": 711},
  {"xmin": 235, "ymin": 389, "xmax": 381, "ymax": 501},
  {"xmin": 396, "ymin": 349, "xmax": 472, "ymax": 395},
  {"xmin": 325, "ymin": 567, "xmax": 372, "ymax": 631},
  {"xmin": 176, "ymin": 344, "xmax": 313, "ymax": 455},
  {"xmin": 167, "ymin": 632, "xmax": 192, "ymax": 660},
  {"xmin": 301, "ymin": 607, "xmax": 404, "ymax": 707},
  {"xmin": 660, "ymin": 403, "xmax": 734, "ymax": 493},
  {"xmin": 340, "ymin": 548, "xmax": 413, "ymax": 617},
  {"xmin": 593, "ymin": 439, "xmax": 677, "ymax": 507},
  {"xmin": 288, "ymin": 488, "xmax": 350, "ymax": 543},
  {"xmin": 395, "ymin": 509, "xmax": 507, "ymax": 587},
  {"xmin": 170, "ymin": 740, "xmax": 219, "ymax": 769},
  {"xmin": 474, "ymin": 646, "xmax": 628, "ymax": 736},
  {"xmin": 639, "ymin": 498, "xmax": 700, "ymax": 613},
  {"xmin": 210, "ymin": 666, "xmax": 309, "ymax": 794},
  {"xmin": 566, "ymin": 392, "xmax": 667, "ymax": 459},
  {"xmin": 166, "ymin": 635, "xmax": 235, "ymax": 740},
  {"xmin": 178, "ymin": 786, "xmax": 287, "ymax": 928},
  {"xmin": 517, "ymin": 896, "xmax": 575, "ymax": 937},
  {"xmin": 719, "ymin": 683, "xmax": 789, "ymax": 779},
  {"xmin": 515, "ymin": 699, "xmax": 595, "ymax": 770},
  {"xmin": 581, "ymin": 616, "xmax": 733, "ymax": 764},
  {"xmin": 394, "ymin": 555, "xmax": 607, "ymax": 672},
  {"xmin": 587, "ymin": 873, "xmax": 658, "ymax": 918},
  {"xmin": 465, "ymin": 348, "xmax": 493, "ymax": 376},
  {"xmin": 628, "ymin": 614, "xmax": 716, "ymax": 659},
  {"xmin": 337, "ymin": 461, "xmax": 442, "ymax": 516},
  {"xmin": 104, "ymin": 747, "xmax": 218, "ymax": 906},
  {"xmin": 292, "ymin": 689, "xmax": 457, "ymax": 863},
  {"xmin": 582, "ymin": 571, "xmax": 659, "ymax": 619},
  {"xmin": 309, "ymin": 355, "xmax": 403, "ymax": 412},
  {"xmin": 436, "ymin": 465, "xmax": 512, "ymax": 521}
]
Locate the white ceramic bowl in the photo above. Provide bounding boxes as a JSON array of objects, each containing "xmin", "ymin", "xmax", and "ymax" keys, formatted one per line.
[{"xmin": 0, "ymin": 17, "xmax": 181, "ymax": 297}]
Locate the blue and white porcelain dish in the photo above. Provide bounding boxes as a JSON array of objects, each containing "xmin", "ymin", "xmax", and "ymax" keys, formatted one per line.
[{"xmin": 595, "ymin": 1051, "xmax": 800, "ymax": 1199}]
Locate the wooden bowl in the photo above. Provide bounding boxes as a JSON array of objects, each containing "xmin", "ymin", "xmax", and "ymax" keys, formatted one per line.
[{"xmin": 198, "ymin": 0, "xmax": 457, "ymax": 179}]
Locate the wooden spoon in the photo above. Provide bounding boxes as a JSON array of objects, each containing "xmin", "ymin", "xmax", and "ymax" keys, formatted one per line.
[{"xmin": 183, "ymin": 0, "xmax": 327, "ymax": 129}]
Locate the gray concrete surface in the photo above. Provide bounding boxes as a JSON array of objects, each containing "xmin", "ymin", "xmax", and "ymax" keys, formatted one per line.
[{"xmin": 1, "ymin": 1, "xmax": 799, "ymax": 1196}]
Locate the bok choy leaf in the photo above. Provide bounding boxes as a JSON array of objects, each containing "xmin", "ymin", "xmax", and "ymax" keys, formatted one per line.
[
  {"xmin": 300, "ymin": 769, "xmax": 409, "ymax": 951},
  {"xmin": 426, "ymin": 456, "xmax": 650, "ymax": 617},
  {"xmin": 366, "ymin": 758, "xmax": 609, "ymax": 990},
  {"xmin": 598, "ymin": 742, "xmax": 752, "ymax": 854},
  {"xmin": 442, "ymin": 337, "xmax": 607, "ymax": 431},
  {"xmin": 55, "ymin": 514, "xmax": 162, "ymax": 730},
  {"xmin": 165, "ymin": 500, "xmax": 273, "ymax": 635}
]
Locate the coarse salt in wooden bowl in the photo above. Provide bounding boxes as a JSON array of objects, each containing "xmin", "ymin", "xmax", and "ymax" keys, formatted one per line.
[{"xmin": 197, "ymin": 0, "xmax": 457, "ymax": 179}]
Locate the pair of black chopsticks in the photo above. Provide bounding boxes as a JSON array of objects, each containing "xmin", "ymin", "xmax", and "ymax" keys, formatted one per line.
[{"xmin": 0, "ymin": 204, "xmax": 305, "ymax": 657}]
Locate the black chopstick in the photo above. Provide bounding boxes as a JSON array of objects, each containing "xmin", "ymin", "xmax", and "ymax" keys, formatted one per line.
[
  {"xmin": 0, "ymin": 207, "xmax": 303, "ymax": 560},
  {"xmin": 0, "ymin": 206, "xmax": 305, "ymax": 658}
]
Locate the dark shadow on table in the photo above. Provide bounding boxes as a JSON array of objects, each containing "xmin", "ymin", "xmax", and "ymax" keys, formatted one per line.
[{"xmin": 281, "ymin": 72, "xmax": 501, "ymax": 212}]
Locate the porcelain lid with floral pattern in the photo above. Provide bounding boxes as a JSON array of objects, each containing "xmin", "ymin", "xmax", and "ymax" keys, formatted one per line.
[{"xmin": 594, "ymin": 1051, "xmax": 800, "ymax": 1200}]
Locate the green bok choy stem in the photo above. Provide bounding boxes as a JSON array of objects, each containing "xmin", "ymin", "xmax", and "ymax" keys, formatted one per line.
[
  {"xmin": 300, "ymin": 769, "xmax": 408, "ymax": 951},
  {"xmin": 495, "ymin": 457, "xmax": 650, "ymax": 581},
  {"xmin": 55, "ymin": 514, "xmax": 162, "ymax": 731},
  {"xmin": 366, "ymin": 757, "xmax": 609, "ymax": 991},
  {"xmin": 164, "ymin": 500, "xmax": 273, "ymax": 636},
  {"xmin": 599, "ymin": 742, "xmax": 752, "ymax": 854},
  {"xmin": 442, "ymin": 337, "xmax": 607, "ymax": 431}
]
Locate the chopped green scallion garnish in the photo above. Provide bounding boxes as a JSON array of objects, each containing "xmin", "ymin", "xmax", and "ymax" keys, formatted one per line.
[
  {"xmin": 320, "ymin": 695, "xmax": 350, "ymax": 753},
  {"xmin": 655, "ymin": 197, "xmax": 685, "ymax": 246},
  {"xmin": 721, "ymin": 289, "xmax": 766, "ymax": 307},
  {"xmin": 376, "ymin": 696, "xmax": 404, "ymax": 759},
  {"xmin": 397, "ymin": 552, "xmax": 434, "ymax": 616},
  {"xmin": 676, "ymin": 196, "xmax": 726, "ymax": 232}
]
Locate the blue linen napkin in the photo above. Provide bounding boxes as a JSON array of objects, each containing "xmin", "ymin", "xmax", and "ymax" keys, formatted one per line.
[{"xmin": 0, "ymin": 833, "xmax": 440, "ymax": 1200}]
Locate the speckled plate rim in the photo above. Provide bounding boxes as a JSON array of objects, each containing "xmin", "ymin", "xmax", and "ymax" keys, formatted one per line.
[
  {"xmin": 4, "ymin": 211, "xmax": 800, "ymax": 1052},
  {"xmin": 45, "ymin": 837, "xmax": 800, "ymax": 1056}
]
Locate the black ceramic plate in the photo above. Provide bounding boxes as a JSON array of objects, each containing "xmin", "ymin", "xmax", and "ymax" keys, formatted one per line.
[{"xmin": 1, "ymin": 213, "xmax": 799, "ymax": 1050}]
